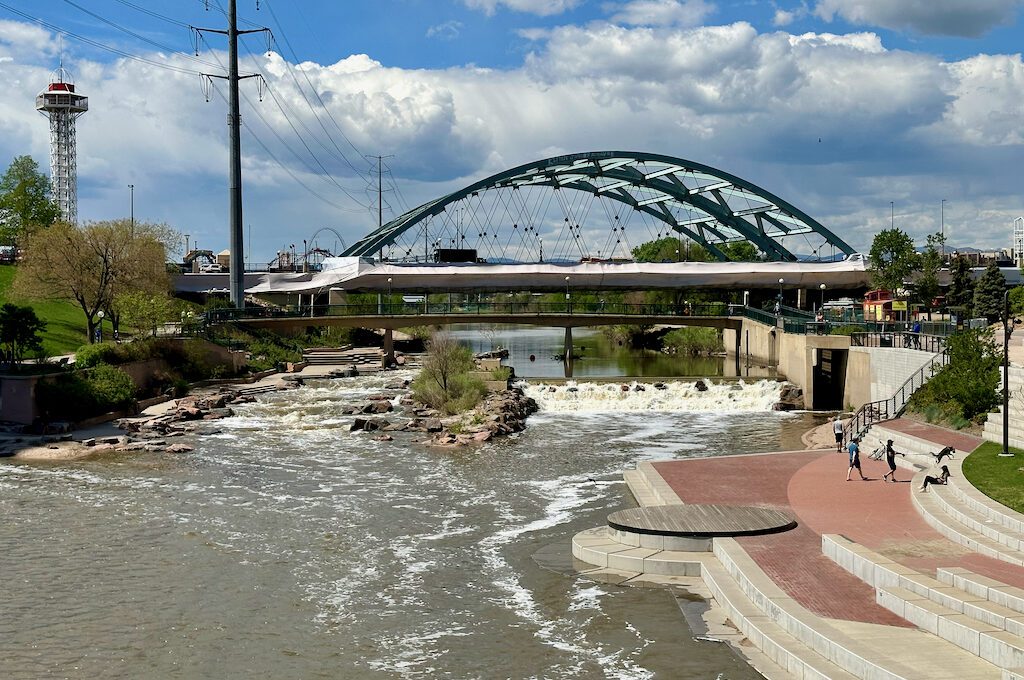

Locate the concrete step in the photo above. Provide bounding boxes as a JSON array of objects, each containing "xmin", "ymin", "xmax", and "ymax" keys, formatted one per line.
[
  {"xmin": 824, "ymin": 535, "xmax": 1022, "ymax": 672},
  {"xmin": 944, "ymin": 461, "xmax": 1024, "ymax": 537},
  {"xmin": 826, "ymin": 535, "xmax": 1024, "ymax": 635},
  {"xmin": 861, "ymin": 425, "xmax": 951, "ymax": 472},
  {"xmin": 912, "ymin": 473, "xmax": 1024, "ymax": 567},
  {"xmin": 623, "ymin": 469, "xmax": 660, "ymax": 508},
  {"xmin": 938, "ymin": 568, "xmax": 1024, "ymax": 618}
]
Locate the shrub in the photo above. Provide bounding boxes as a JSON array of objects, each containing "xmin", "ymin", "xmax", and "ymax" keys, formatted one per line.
[
  {"xmin": 490, "ymin": 366, "xmax": 512, "ymax": 381},
  {"xmin": 662, "ymin": 327, "xmax": 722, "ymax": 355},
  {"xmin": 74, "ymin": 341, "xmax": 123, "ymax": 368},
  {"xmin": 35, "ymin": 365, "xmax": 135, "ymax": 422},
  {"xmin": 86, "ymin": 364, "xmax": 136, "ymax": 411},
  {"xmin": 411, "ymin": 334, "xmax": 486, "ymax": 414}
]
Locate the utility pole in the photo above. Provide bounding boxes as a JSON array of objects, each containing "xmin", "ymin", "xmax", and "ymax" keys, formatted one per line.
[
  {"xmin": 194, "ymin": 1, "xmax": 269, "ymax": 309},
  {"xmin": 366, "ymin": 154, "xmax": 394, "ymax": 261},
  {"xmin": 128, "ymin": 183, "xmax": 134, "ymax": 234}
]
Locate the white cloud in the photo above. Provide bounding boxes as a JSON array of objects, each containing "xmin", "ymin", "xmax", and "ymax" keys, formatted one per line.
[
  {"xmin": 461, "ymin": 0, "xmax": 583, "ymax": 16},
  {"xmin": 814, "ymin": 0, "xmax": 1024, "ymax": 37},
  {"xmin": 426, "ymin": 21, "xmax": 464, "ymax": 41},
  {"xmin": 1, "ymin": 18, "xmax": 1022, "ymax": 256},
  {"xmin": 606, "ymin": 0, "xmax": 715, "ymax": 26}
]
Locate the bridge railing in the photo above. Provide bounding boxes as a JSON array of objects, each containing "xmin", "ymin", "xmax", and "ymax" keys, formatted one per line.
[
  {"xmin": 204, "ymin": 300, "xmax": 745, "ymax": 323},
  {"xmin": 843, "ymin": 346, "xmax": 950, "ymax": 445}
]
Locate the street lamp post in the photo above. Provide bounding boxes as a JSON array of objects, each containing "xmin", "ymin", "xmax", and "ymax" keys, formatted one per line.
[
  {"xmin": 128, "ymin": 184, "xmax": 134, "ymax": 234},
  {"xmin": 675, "ymin": 248, "xmax": 680, "ymax": 262},
  {"xmin": 941, "ymin": 199, "xmax": 946, "ymax": 262},
  {"xmin": 96, "ymin": 309, "xmax": 105, "ymax": 343},
  {"xmin": 387, "ymin": 277, "xmax": 393, "ymax": 315},
  {"xmin": 565, "ymin": 276, "xmax": 571, "ymax": 313},
  {"xmin": 777, "ymin": 278, "xmax": 785, "ymax": 315},
  {"xmin": 1000, "ymin": 289, "xmax": 1021, "ymax": 457},
  {"xmin": 819, "ymin": 283, "xmax": 827, "ymax": 310}
]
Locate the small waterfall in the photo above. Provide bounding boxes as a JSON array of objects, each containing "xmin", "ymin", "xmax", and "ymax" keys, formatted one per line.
[{"xmin": 520, "ymin": 379, "xmax": 783, "ymax": 413}]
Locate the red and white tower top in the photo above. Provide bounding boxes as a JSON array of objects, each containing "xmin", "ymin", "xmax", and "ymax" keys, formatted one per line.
[{"xmin": 36, "ymin": 66, "xmax": 89, "ymax": 224}]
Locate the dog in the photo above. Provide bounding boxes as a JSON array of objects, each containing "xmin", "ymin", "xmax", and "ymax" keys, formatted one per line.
[{"xmin": 931, "ymin": 446, "xmax": 956, "ymax": 464}]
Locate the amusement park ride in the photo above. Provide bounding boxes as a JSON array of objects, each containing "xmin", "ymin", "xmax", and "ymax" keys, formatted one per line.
[{"xmin": 183, "ymin": 227, "xmax": 347, "ymax": 273}]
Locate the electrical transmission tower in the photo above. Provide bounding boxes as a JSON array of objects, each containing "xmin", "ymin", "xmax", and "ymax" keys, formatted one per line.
[
  {"xmin": 36, "ymin": 63, "xmax": 88, "ymax": 224},
  {"xmin": 193, "ymin": 0, "xmax": 268, "ymax": 308}
]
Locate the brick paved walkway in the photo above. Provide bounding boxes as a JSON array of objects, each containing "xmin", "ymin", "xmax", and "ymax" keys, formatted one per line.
[
  {"xmin": 880, "ymin": 418, "xmax": 983, "ymax": 453},
  {"xmin": 654, "ymin": 451, "xmax": 911, "ymax": 626},
  {"xmin": 653, "ymin": 426, "xmax": 1024, "ymax": 625}
]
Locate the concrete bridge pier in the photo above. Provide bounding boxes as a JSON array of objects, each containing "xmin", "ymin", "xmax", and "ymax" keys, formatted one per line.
[
  {"xmin": 382, "ymin": 328, "xmax": 395, "ymax": 367},
  {"xmin": 564, "ymin": 327, "xmax": 573, "ymax": 361}
]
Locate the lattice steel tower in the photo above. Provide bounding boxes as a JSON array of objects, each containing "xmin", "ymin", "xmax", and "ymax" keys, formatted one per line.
[
  {"xmin": 1014, "ymin": 217, "xmax": 1024, "ymax": 268},
  {"xmin": 36, "ymin": 66, "xmax": 88, "ymax": 224}
]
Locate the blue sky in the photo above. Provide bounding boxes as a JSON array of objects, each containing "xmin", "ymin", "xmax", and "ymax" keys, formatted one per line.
[{"xmin": 0, "ymin": 0, "xmax": 1022, "ymax": 261}]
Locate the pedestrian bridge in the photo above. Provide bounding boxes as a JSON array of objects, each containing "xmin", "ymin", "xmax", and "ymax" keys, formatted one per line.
[{"xmin": 205, "ymin": 301, "xmax": 746, "ymax": 332}]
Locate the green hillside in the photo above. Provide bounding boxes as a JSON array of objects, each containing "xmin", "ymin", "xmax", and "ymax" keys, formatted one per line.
[{"xmin": 0, "ymin": 264, "xmax": 100, "ymax": 356}]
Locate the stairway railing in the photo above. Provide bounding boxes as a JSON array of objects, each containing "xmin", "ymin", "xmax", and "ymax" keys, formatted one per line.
[{"xmin": 843, "ymin": 347, "xmax": 950, "ymax": 444}]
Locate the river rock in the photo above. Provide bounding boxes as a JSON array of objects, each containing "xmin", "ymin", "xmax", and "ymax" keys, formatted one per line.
[
  {"xmin": 633, "ymin": 385, "xmax": 645, "ymax": 392},
  {"xmin": 166, "ymin": 444, "xmax": 194, "ymax": 453},
  {"xmin": 82, "ymin": 438, "xmax": 96, "ymax": 447},
  {"xmin": 620, "ymin": 384, "xmax": 630, "ymax": 392},
  {"xmin": 424, "ymin": 419, "xmax": 443, "ymax": 433},
  {"xmin": 203, "ymin": 408, "xmax": 235, "ymax": 420},
  {"xmin": 373, "ymin": 435, "xmax": 394, "ymax": 442},
  {"xmin": 695, "ymin": 380, "xmax": 708, "ymax": 392},
  {"xmin": 654, "ymin": 382, "xmax": 667, "ymax": 390},
  {"xmin": 385, "ymin": 380, "xmax": 410, "ymax": 390}
]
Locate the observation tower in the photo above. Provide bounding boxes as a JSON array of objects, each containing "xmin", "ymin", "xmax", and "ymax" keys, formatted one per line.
[{"xmin": 36, "ymin": 66, "xmax": 88, "ymax": 224}]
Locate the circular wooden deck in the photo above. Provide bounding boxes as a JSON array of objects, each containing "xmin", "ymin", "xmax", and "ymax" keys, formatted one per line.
[{"xmin": 608, "ymin": 504, "xmax": 796, "ymax": 538}]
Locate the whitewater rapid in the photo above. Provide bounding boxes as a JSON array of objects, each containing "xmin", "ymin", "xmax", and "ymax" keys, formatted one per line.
[{"xmin": 521, "ymin": 378, "xmax": 783, "ymax": 412}]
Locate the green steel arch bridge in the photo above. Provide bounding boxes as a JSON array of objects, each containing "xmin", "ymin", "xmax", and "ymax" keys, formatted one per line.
[{"xmin": 342, "ymin": 151, "xmax": 855, "ymax": 263}]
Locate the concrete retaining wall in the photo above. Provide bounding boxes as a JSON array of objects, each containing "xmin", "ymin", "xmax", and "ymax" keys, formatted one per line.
[{"xmin": 848, "ymin": 346, "xmax": 937, "ymax": 403}]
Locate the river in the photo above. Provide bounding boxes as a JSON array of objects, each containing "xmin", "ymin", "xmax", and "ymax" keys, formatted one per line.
[{"xmin": 0, "ymin": 330, "xmax": 822, "ymax": 679}]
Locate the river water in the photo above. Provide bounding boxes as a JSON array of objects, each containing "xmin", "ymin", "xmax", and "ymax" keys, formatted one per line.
[{"xmin": 0, "ymin": 333, "xmax": 822, "ymax": 679}]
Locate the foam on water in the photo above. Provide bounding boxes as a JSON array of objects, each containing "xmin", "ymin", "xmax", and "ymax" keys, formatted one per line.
[{"xmin": 522, "ymin": 378, "xmax": 782, "ymax": 412}]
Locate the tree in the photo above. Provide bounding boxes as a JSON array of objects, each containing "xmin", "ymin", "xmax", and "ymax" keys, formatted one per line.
[
  {"xmin": 631, "ymin": 236, "xmax": 716, "ymax": 263},
  {"xmin": 973, "ymin": 261, "xmax": 1006, "ymax": 323},
  {"xmin": 947, "ymin": 255, "xmax": 974, "ymax": 315},
  {"xmin": 117, "ymin": 291, "xmax": 176, "ymax": 337},
  {"xmin": 909, "ymin": 327, "xmax": 1001, "ymax": 422},
  {"xmin": 868, "ymin": 228, "xmax": 917, "ymax": 292},
  {"xmin": 915, "ymin": 232, "xmax": 944, "ymax": 318},
  {"xmin": 719, "ymin": 241, "xmax": 760, "ymax": 261},
  {"xmin": 1010, "ymin": 286, "xmax": 1024, "ymax": 317},
  {"xmin": 0, "ymin": 156, "xmax": 60, "ymax": 248},
  {"xmin": 0, "ymin": 303, "xmax": 45, "ymax": 366},
  {"xmin": 13, "ymin": 219, "xmax": 173, "ymax": 343}
]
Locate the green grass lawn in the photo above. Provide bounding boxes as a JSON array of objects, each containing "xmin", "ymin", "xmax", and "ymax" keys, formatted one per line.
[
  {"xmin": 0, "ymin": 264, "xmax": 101, "ymax": 355},
  {"xmin": 962, "ymin": 441, "xmax": 1024, "ymax": 513}
]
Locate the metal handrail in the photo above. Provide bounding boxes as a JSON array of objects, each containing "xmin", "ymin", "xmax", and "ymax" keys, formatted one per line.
[
  {"xmin": 204, "ymin": 300, "xmax": 745, "ymax": 324},
  {"xmin": 850, "ymin": 332, "xmax": 948, "ymax": 354},
  {"xmin": 843, "ymin": 347, "xmax": 949, "ymax": 445}
]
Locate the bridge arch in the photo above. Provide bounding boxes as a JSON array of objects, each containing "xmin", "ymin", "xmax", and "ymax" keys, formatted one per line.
[{"xmin": 342, "ymin": 151, "xmax": 854, "ymax": 262}]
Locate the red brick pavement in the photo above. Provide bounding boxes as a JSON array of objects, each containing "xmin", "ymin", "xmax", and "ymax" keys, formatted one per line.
[
  {"xmin": 654, "ymin": 444, "xmax": 1024, "ymax": 625},
  {"xmin": 880, "ymin": 418, "xmax": 983, "ymax": 454},
  {"xmin": 654, "ymin": 452, "xmax": 912, "ymax": 626}
]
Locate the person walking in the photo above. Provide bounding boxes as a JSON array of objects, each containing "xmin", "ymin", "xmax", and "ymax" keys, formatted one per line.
[
  {"xmin": 847, "ymin": 437, "xmax": 866, "ymax": 481},
  {"xmin": 881, "ymin": 439, "xmax": 905, "ymax": 482},
  {"xmin": 833, "ymin": 416, "xmax": 844, "ymax": 452}
]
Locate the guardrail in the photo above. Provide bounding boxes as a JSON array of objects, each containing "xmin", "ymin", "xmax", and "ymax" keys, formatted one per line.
[
  {"xmin": 204, "ymin": 300, "xmax": 745, "ymax": 323},
  {"xmin": 843, "ymin": 347, "xmax": 950, "ymax": 445},
  {"xmin": 850, "ymin": 332, "xmax": 947, "ymax": 353}
]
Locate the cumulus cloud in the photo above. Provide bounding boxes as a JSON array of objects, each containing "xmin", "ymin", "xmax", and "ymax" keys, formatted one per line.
[
  {"xmin": 426, "ymin": 21, "xmax": 463, "ymax": 41},
  {"xmin": 606, "ymin": 0, "xmax": 716, "ymax": 26},
  {"xmin": 814, "ymin": 0, "xmax": 1024, "ymax": 37},
  {"xmin": 1, "ymin": 18, "xmax": 1022, "ymax": 255},
  {"xmin": 461, "ymin": 0, "xmax": 583, "ymax": 16}
]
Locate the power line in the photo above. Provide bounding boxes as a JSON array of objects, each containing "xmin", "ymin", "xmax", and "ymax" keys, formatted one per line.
[
  {"xmin": 259, "ymin": 0, "xmax": 369, "ymax": 172},
  {"xmin": 59, "ymin": 0, "xmax": 226, "ymax": 72},
  {"xmin": 202, "ymin": 37, "xmax": 368, "ymax": 212},
  {"xmin": 0, "ymin": 2, "xmax": 201, "ymax": 75},
  {"xmin": 110, "ymin": 0, "xmax": 191, "ymax": 28}
]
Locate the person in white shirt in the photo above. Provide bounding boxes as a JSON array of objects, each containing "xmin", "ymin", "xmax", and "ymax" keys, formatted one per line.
[{"xmin": 832, "ymin": 416, "xmax": 844, "ymax": 453}]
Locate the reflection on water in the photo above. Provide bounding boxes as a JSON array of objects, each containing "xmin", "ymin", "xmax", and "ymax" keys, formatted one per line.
[{"xmin": 0, "ymin": 367, "xmax": 815, "ymax": 679}]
